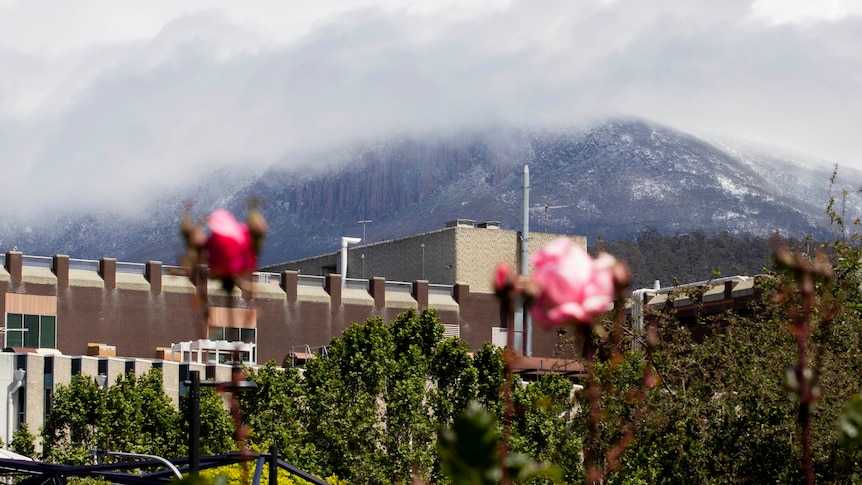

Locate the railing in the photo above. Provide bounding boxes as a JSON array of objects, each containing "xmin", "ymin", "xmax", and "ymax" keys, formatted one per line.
[
  {"xmin": 344, "ymin": 278, "xmax": 369, "ymax": 291},
  {"xmin": 170, "ymin": 339, "xmax": 256, "ymax": 365},
  {"xmin": 429, "ymin": 283, "xmax": 453, "ymax": 297},
  {"xmin": 385, "ymin": 281, "xmax": 413, "ymax": 294},
  {"xmin": 162, "ymin": 264, "xmax": 185, "ymax": 275},
  {"xmin": 22, "ymin": 255, "xmax": 53, "ymax": 268},
  {"xmin": 298, "ymin": 275, "xmax": 325, "ymax": 288},
  {"xmin": 116, "ymin": 262, "xmax": 146, "ymax": 274},
  {"xmin": 288, "ymin": 345, "xmax": 329, "ymax": 367},
  {"xmin": 254, "ymin": 272, "xmax": 281, "ymax": 285},
  {"xmin": 69, "ymin": 258, "xmax": 100, "ymax": 271}
]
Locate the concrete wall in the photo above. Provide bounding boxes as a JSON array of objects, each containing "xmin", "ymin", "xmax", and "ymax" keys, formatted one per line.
[
  {"xmin": 274, "ymin": 227, "xmax": 459, "ymax": 285},
  {"xmin": 265, "ymin": 225, "xmax": 588, "ymax": 294}
]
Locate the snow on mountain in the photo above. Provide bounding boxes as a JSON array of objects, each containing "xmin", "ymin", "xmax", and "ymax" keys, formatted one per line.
[{"xmin": 1, "ymin": 119, "xmax": 857, "ymax": 266}]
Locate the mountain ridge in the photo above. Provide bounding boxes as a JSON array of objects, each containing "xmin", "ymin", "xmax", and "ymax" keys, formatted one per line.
[{"xmin": 1, "ymin": 119, "xmax": 859, "ymax": 268}]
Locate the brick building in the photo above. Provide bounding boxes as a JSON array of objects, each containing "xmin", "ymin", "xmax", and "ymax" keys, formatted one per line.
[
  {"xmin": 0, "ymin": 222, "xmax": 762, "ymax": 452},
  {"xmin": 0, "ymin": 222, "xmax": 590, "ymax": 449},
  {"xmin": 1, "ymin": 218, "xmax": 587, "ymax": 365}
]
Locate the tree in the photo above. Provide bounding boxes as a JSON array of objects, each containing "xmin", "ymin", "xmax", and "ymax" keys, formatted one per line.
[
  {"xmin": 509, "ymin": 373, "xmax": 579, "ymax": 482},
  {"xmin": 180, "ymin": 386, "xmax": 234, "ymax": 457},
  {"xmin": 554, "ymin": 263, "xmax": 862, "ymax": 484},
  {"xmin": 472, "ymin": 343, "xmax": 506, "ymax": 418},
  {"xmin": 41, "ymin": 368, "xmax": 225, "ymax": 464},
  {"xmin": 11, "ymin": 423, "xmax": 36, "ymax": 459},
  {"xmin": 42, "ymin": 375, "xmax": 107, "ymax": 464},
  {"xmin": 300, "ymin": 309, "xmax": 485, "ymax": 484},
  {"xmin": 99, "ymin": 369, "xmax": 184, "ymax": 457},
  {"xmin": 302, "ymin": 316, "xmax": 393, "ymax": 483},
  {"xmin": 240, "ymin": 362, "xmax": 312, "ymax": 465}
]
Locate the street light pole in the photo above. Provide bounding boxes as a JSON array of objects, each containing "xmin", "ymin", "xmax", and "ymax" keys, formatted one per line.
[
  {"xmin": 185, "ymin": 368, "xmax": 258, "ymax": 478},
  {"xmin": 189, "ymin": 371, "xmax": 200, "ymax": 477},
  {"xmin": 357, "ymin": 220, "xmax": 372, "ymax": 242}
]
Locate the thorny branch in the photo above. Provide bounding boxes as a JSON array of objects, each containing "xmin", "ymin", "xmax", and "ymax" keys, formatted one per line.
[{"xmin": 774, "ymin": 243, "xmax": 836, "ymax": 485}]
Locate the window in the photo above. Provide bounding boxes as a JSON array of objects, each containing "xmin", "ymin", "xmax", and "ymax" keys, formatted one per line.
[
  {"xmin": 491, "ymin": 327, "xmax": 508, "ymax": 348},
  {"xmin": 204, "ymin": 306, "xmax": 257, "ymax": 365},
  {"xmin": 44, "ymin": 388, "xmax": 53, "ymax": 422},
  {"xmin": 442, "ymin": 323, "xmax": 461, "ymax": 339},
  {"xmin": 208, "ymin": 326, "xmax": 257, "ymax": 364},
  {"xmin": 205, "ymin": 351, "xmax": 253, "ymax": 364},
  {"xmin": 208, "ymin": 326, "xmax": 256, "ymax": 344},
  {"xmin": 5, "ymin": 313, "xmax": 56, "ymax": 349},
  {"xmin": 17, "ymin": 390, "xmax": 25, "ymax": 426}
]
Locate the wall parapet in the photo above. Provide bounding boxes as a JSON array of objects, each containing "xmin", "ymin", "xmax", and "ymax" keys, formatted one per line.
[{"xmin": 4, "ymin": 251, "xmax": 457, "ymax": 308}]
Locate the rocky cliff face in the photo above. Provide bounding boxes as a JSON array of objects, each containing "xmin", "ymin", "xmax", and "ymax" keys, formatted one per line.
[
  {"xmin": 1, "ymin": 119, "xmax": 859, "ymax": 266},
  {"xmin": 256, "ymin": 134, "xmax": 513, "ymax": 222},
  {"xmin": 247, "ymin": 119, "xmax": 854, "ymax": 264}
]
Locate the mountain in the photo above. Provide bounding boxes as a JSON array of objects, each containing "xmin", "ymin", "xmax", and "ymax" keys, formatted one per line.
[{"xmin": 2, "ymin": 119, "xmax": 860, "ymax": 268}]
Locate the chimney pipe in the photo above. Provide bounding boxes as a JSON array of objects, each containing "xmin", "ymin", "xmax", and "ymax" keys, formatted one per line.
[{"xmin": 341, "ymin": 237, "xmax": 362, "ymax": 287}]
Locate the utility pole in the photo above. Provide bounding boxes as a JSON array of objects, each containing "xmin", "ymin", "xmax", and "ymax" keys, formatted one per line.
[{"xmin": 517, "ymin": 165, "xmax": 530, "ymax": 355}]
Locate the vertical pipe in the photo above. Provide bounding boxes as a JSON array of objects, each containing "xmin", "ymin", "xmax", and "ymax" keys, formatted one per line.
[
  {"xmin": 341, "ymin": 237, "xmax": 361, "ymax": 287},
  {"xmin": 340, "ymin": 240, "xmax": 348, "ymax": 284},
  {"xmin": 520, "ymin": 166, "xmax": 530, "ymax": 274},
  {"xmin": 520, "ymin": 165, "xmax": 531, "ymax": 355},
  {"xmin": 6, "ymin": 370, "xmax": 24, "ymax": 450}
]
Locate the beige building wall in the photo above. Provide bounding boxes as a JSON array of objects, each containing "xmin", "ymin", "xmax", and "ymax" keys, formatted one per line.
[
  {"xmin": 453, "ymin": 228, "xmax": 519, "ymax": 293},
  {"xmin": 263, "ymin": 225, "xmax": 588, "ymax": 294},
  {"xmin": 454, "ymin": 229, "xmax": 586, "ymax": 293},
  {"xmin": 0, "ymin": 353, "xmax": 232, "ymax": 454}
]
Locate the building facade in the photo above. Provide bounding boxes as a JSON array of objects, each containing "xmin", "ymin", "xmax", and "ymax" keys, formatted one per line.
[
  {"xmin": 0, "ymin": 218, "xmax": 590, "ymax": 452},
  {"xmin": 0, "ymin": 222, "xmax": 762, "ymax": 453},
  {"xmin": 0, "ymin": 350, "xmax": 235, "ymax": 452},
  {"xmin": 0, "ymin": 249, "xmax": 568, "ymax": 366},
  {"xmin": 263, "ymin": 219, "xmax": 587, "ymax": 293}
]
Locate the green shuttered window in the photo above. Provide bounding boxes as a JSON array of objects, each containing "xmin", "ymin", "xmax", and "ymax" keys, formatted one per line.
[{"xmin": 5, "ymin": 313, "xmax": 57, "ymax": 349}]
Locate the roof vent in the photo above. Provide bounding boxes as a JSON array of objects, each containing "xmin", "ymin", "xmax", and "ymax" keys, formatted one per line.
[
  {"xmin": 477, "ymin": 221, "xmax": 501, "ymax": 229},
  {"xmin": 445, "ymin": 219, "xmax": 476, "ymax": 228}
]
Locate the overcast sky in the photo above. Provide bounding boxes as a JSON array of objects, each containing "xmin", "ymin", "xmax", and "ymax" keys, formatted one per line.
[{"xmin": 1, "ymin": 0, "xmax": 861, "ymax": 214}]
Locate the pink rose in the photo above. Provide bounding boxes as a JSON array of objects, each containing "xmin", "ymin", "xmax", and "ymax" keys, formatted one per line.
[
  {"xmin": 206, "ymin": 209, "xmax": 256, "ymax": 276},
  {"xmin": 494, "ymin": 263, "xmax": 517, "ymax": 295},
  {"xmin": 530, "ymin": 238, "xmax": 616, "ymax": 329}
]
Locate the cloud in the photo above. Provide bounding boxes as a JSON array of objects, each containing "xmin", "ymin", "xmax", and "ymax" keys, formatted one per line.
[{"xmin": 1, "ymin": 0, "xmax": 862, "ymax": 214}]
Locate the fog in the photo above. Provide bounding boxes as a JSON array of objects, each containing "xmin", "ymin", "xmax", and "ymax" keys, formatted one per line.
[{"xmin": 1, "ymin": 0, "xmax": 861, "ymax": 214}]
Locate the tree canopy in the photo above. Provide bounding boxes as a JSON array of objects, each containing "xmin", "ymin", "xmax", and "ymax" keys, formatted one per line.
[{"xmin": 35, "ymin": 253, "xmax": 862, "ymax": 483}]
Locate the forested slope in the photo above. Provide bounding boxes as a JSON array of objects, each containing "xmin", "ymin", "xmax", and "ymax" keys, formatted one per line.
[{"xmin": 599, "ymin": 229, "xmax": 796, "ymax": 289}]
